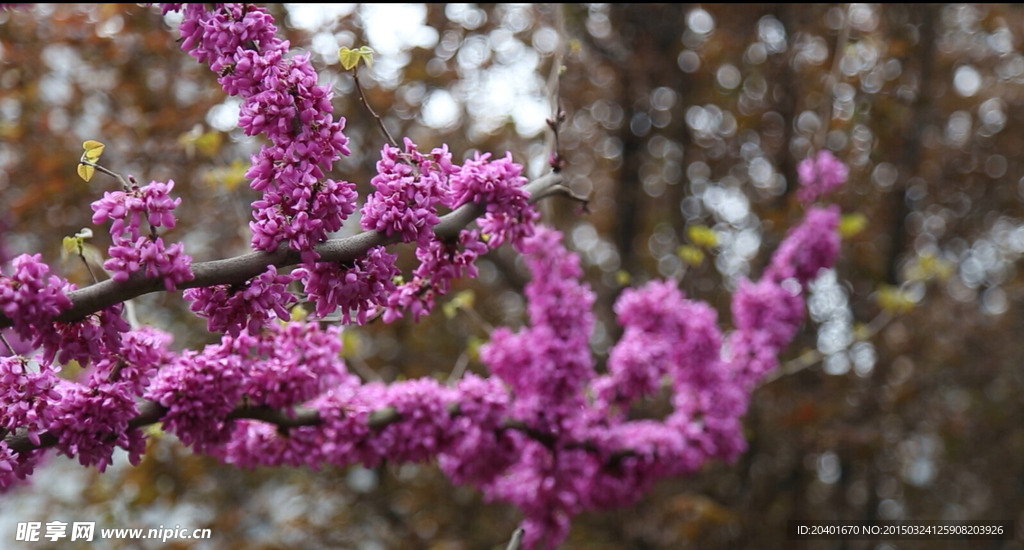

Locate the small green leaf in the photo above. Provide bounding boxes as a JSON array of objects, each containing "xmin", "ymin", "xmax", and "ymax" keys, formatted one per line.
[
  {"xmin": 203, "ymin": 158, "xmax": 249, "ymax": 192},
  {"xmin": 77, "ymin": 140, "xmax": 105, "ymax": 182},
  {"xmin": 839, "ymin": 212, "xmax": 868, "ymax": 238},
  {"xmin": 61, "ymin": 228, "xmax": 94, "ymax": 259},
  {"xmin": 451, "ymin": 290, "xmax": 475, "ymax": 310},
  {"xmin": 442, "ymin": 290, "xmax": 476, "ymax": 319},
  {"xmin": 905, "ymin": 253, "xmax": 954, "ymax": 283},
  {"xmin": 615, "ymin": 270, "xmax": 631, "ymax": 286},
  {"xmin": 342, "ymin": 330, "xmax": 362, "ymax": 358},
  {"xmin": 62, "ymin": 236, "xmax": 79, "ymax": 257},
  {"xmin": 338, "ymin": 46, "xmax": 374, "ymax": 71},
  {"xmin": 687, "ymin": 225, "xmax": 718, "ymax": 248},
  {"xmin": 876, "ymin": 284, "xmax": 916, "ymax": 314},
  {"xmin": 467, "ymin": 335, "xmax": 486, "ymax": 362},
  {"xmin": 677, "ymin": 244, "xmax": 705, "ymax": 267},
  {"xmin": 289, "ymin": 304, "xmax": 308, "ymax": 323}
]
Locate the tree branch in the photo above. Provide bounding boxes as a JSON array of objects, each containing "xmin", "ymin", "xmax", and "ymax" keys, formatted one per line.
[{"xmin": 0, "ymin": 173, "xmax": 563, "ymax": 329}]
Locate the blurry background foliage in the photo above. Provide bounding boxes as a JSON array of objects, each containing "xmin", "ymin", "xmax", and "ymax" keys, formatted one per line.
[{"xmin": 1, "ymin": 3, "xmax": 1024, "ymax": 549}]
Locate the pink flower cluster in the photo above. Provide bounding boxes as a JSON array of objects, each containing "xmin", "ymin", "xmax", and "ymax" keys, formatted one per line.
[
  {"xmin": 2, "ymin": 200, "xmax": 842, "ymax": 547},
  {"xmin": 1, "ymin": 6, "xmax": 855, "ymax": 550},
  {"xmin": 797, "ymin": 149, "xmax": 848, "ymax": 204},
  {"xmin": 166, "ymin": 3, "xmax": 356, "ymax": 264},
  {"xmin": 764, "ymin": 205, "xmax": 842, "ymax": 286},
  {"xmin": 226, "ymin": 321, "xmax": 356, "ymax": 410},
  {"xmin": 296, "ymin": 246, "xmax": 399, "ymax": 324},
  {"xmin": 0, "ymin": 254, "xmax": 72, "ymax": 346},
  {"xmin": 0, "ymin": 326, "xmax": 172, "ymax": 483},
  {"xmin": 165, "ymin": 4, "xmax": 541, "ymax": 328},
  {"xmin": 450, "ymin": 151, "xmax": 539, "ymax": 250},
  {"xmin": 382, "ymin": 229, "xmax": 489, "ymax": 323},
  {"xmin": 298, "ymin": 139, "xmax": 538, "ymax": 325},
  {"xmin": 91, "ymin": 179, "xmax": 193, "ymax": 290},
  {"xmin": 45, "ymin": 304, "xmax": 131, "ymax": 367},
  {"xmin": 728, "ymin": 204, "xmax": 841, "ymax": 388},
  {"xmin": 593, "ymin": 280, "xmax": 723, "ymax": 408},
  {"xmin": 184, "ymin": 265, "xmax": 296, "ymax": 336},
  {"xmin": 483, "ymin": 227, "xmax": 595, "ymax": 420},
  {"xmin": 0, "ymin": 357, "xmax": 60, "ymax": 448},
  {"xmin": 361, "ymin": 139, "xmax": 454, "ymax": 245},
  {"xmin": 471, "ymin": 228, "xmax": 748, "ymax": 548}
]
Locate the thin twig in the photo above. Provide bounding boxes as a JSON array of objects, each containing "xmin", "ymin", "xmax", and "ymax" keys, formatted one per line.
[
  {"xmin": 506, "ymin": 527, "xmax": 525, "ymax": 550},
  {"xmin": 542, "ymin": 5, "xmax": 566, "ymax": 165},
  {"xmin": 0, "ymin": 332, "xmax": 16, "ymax": 356},
  {"xmin": 446, "ymin": 351, "xmax": 469, "ymax": 386},
  {"xmin": 458, "ymin": 304, "xmax": 494, "ymax": 335},
  {"xmin": 77, "ymin": 249, "xmax": 99, "ymax": 284},
  {"xmin": 352, "ymin": 72, "xmax": 398, "ymax": 148},
  {"xmin": 816, "ymin": 3, "xmax": 852, "ymax": 151},
  {"xmin": 348, "ymin": 353, "xmax": 382, "ymax": 382},
  {"xmin": 759, "ymin": 309, "xmax": 894, "ymax": 386},
  {"xmin": 81, "ymin": 161, "xmax": 130, "ymax": 191}
]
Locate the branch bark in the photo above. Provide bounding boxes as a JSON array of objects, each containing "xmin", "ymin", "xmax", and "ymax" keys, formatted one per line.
[{"xmin": 0, "ymin": 173, "xmax": 563, "ymax": 329}]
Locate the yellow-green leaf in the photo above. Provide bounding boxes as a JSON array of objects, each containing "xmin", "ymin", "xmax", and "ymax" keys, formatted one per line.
[
  {"xmin": 905, "ymin": 253, "xmax": 954, "ymax": 283},
  {"xmin": 687, "ymin": 225, "xmax": 718, "ymax": 248},
  {"xmin": 466, "ymin": 335, "xmax": 485, "ymax": 362},
  {"xmin": 451, "ymin": 290, "xmax": 475, "ymax": 310},
  {"xmin": 615, "ymin": 270, "xmax": 631, "ymax": 286},
  {"xmin": 443, "ymin": 290, "xmax": 477, "ymax": 319},
  {"xmin": 61, "ymin": 228, "xmax": 94, "ymax": 259},
  {"xmin": 338, "ymin": 46, "xmax": 374, "ymax": 71},
  {"xmin": 289, "ymin": 304, "xmax": 309, "ymax": 323},
  {"xmin": 62, "ymin": 236, "xmax": 79, "ymax": 257},
  {"xmin": 839, "ymin": 212, "xmax": 868, "ymax": 239},
  {"xmin": 203, "ymin": 158, "xmax": 249, "ymax": 192},
  {"xmin": 77, "ymin": 140, "xmax": 105, "ymax": 182},
  {"xmin": 342, "ymin": 330, "xmax": 362, "ymax": 358},
  {"xmin": 677, "ymin": 244, "xmax": 705, "ymax": 267},
  {"xmin": 77, "ymin": 163, "xmax": 95, "ymax": 182},
  {"xmin": 82, "ymin": 140, "xmax": 104, "ymax": 161},
  {"xmin": 179, "ymin": 127, "xmax": 223, "ymax": 158},
  {"xmin": 876, "ymin": 284, "xmax": 916, "ymax": 314}
]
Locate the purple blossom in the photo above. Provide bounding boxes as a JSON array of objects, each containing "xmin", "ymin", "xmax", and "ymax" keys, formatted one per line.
[
  {"xmin": 797, "ymin": 149, "xmax": 848, "ymax": 204},
  {"xmin": 0, "ymin": 254, "xmax": 72, "ymax": 344},
  {"xmin": 0, "ymin": 7, "xmax": 866, "ymax": 550},
  {"xmin": 360, "ymin": 139, "xmax": 455, "ymax": 245},
  {"xmin": 382, "ymin": 230, "xmax": 488, "ymax": 323},
  {"xmin": 764, "ymin": 205, "xmax": 841, "ymax": 285},
  {"xmin": 438, "ymin": 374, "xmax": 516, "ymax": 486},
  {"xmin": 165, "ymin": 3, "xmax": 355, "ymax": 263},
  {"xmin": 231, "ymin": 321, "xmax": 355, "ymax": 410},
  {"xmin": 47, "ymin": 379, "xmax": 145, "ymax": 471},
  {"xmin": 41, "ymin": 304, "xmax": 130, "ymax": 368},
  {"xmin": 519, "ymin": 227, "xmax": 596, "ymax": 344},
  {"xmin": 296, "ymin": 246, "xmax": 399, "ymax": 324},
  {"xmin": 0, "ymin": 356, "xmax": 61, "ymax": 447},
  {"xmin": 364, "ymin": 378, "xmax": 456, "ymax": 464},
  {"xmin": 731, "ymin": 277, "xmax": 805, "ymax": 350},
  {"xmin": 145, "ymin": 347, "xmax": 245, "ymax": 452},
  {"xmin": 83, "ymin": 327, "xmax": 172, "ymax": 397},
  {"xmin": 185, "ymin": 265, "xmax": 297, "ymax": 336},
  {"xmin": 0, "ymin": 443, "xmax": 44, "ymax": 491},
  {"xmin": 91, "ymin": 180, "xmax": 194, "ymax": 290},
  {"xmin": 481, "ymin": 227, "xmax": 596, "ymax": 439},
  {"xmin": 450, "ymin": 151, "xmax": 539, "ymax": 250}
]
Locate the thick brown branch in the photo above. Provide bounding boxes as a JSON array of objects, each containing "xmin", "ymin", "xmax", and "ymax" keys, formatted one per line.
[{"xmin": 0, "ymin": 173, "xmax": 562, "ymax": 329}]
